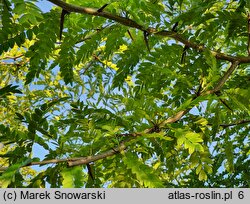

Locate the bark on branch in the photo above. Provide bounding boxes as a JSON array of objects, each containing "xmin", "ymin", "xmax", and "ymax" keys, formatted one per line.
[
  {"xmin": 47, "ymin": 0, "xmax": 250, "ymax": 63},
  {"xmin": 67, "ymin": 139, "xmax": 128, "ymax": 167},
  {"xmin": 48, "ymin": 0, "xmax": 144, "ymax": 30}
]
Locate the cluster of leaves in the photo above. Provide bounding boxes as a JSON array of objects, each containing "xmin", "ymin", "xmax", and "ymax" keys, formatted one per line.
[{"xmin": 0, "ymin": 0, "xmax": 249, "ymax": 188}]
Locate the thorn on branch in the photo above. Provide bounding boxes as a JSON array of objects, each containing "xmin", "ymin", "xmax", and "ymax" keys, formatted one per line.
[
  {"xmin": 111, "ymin": 147, "xmax": 120, "ymax": 153},
  {"xmin": 143, "ymin": 31, "xmax": 150, "ymax": 52},
  {"xmin": 172, "ymin": 22, "xmax": 179, "ymax": 32},
  {"xmin": 3, "ymin": 0, "xmax": 11, "ymax": 11},
  {"xmin": 60, "ymin": 9, "xmax": 70, "ymax": 41},
  {"xmin": 97, "ymin": 4, "xmax": 109, "ymax": 12},
  {"xmin": 148, "ymin": 123, "xmax": 161, "ymax": 133},
  {"xmin": 86, "ymin": 163, "xmax": 94, "ymax": 181},
  {"xmin": 195, "ymin": 82, "xmax": 202, "ymax": 97},
  {"xmin": 127, "ymin": 30, "xmax": 134, "ymax": 41},
  {"xmin": 215, "ymin": 91, "xmax": 233, "ymax": 111},
  {"xmin": 181, "ymin": 45, "xmax": 189, "ymax": 64}
]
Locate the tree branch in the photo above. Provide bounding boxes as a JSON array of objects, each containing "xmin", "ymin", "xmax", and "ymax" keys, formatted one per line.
[
  {"xmin": 0, "ymin": 159, "xmax": 69, "ymax": 171},
  {"xmin": 0, "ymin": 121, "xmax": 165, "ymax": 170},
  {"xmin": 204, "ymin": 61, "xmax": 240, "ymax": 95},
  {"xmin": 67, "ymin": 139, "xmax": 128, "ymax": 167},
  {"xmin": 0, "ymin": 167, "xmax": 8, "ymax": 171},
  {"xmin": 208, "ymin": 119, "xmax": 250, "ymax": 128},
  {"xmin": 48, "ymin": 0, "xmax": 144, "ymax": 30},
  {"xmin": 159, "ymin": 61, "xmax": 240, "ymax": 128},
  {"xmin": 159, "ymin": 110, "xmax": 188, "ymax": 127},
  {"xmin": 47, "ymin": 0, "xmax": 250, "ymax": 64},
  {"xmin": 0, "ymin": 54, "xmax": 24, "ymax": 60}
]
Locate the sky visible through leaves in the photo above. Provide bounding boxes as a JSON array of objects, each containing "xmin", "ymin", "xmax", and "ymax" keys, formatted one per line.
[{"xmin": 0, "ymin": 0, "xmax": 249, "ymax": 188}]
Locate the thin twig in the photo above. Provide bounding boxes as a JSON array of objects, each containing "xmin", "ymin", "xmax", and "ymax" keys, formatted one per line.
[
  {"xmin": 0, "ymin": 167, "xmax": 8, "ymax": 171},
  {"xmin": 208, "ymin": 119, "xmax": 250, "ymax": 128},
  {"xmin": 204, "ymin": 61, "xmax": 240, "ymax": 95},
  {"xmin": 67, "ymin": 139, "xmax": 128, "ymax": 167},
  {"xmin": 1, "ymin": 54, "xmax": 24, "ymax": 60}
]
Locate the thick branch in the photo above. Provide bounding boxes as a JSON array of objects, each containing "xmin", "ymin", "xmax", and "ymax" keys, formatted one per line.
[
  {"xmin": 1, "ymin": 98, "xmax": 246, "ymax": 171},
  {"xmin": 48, "ymin": 0, "xmax": 144, "ymax": 30},
  {"xmin": 0, "ymin": 158, "xmax": 70, "ymax": 171},
  {"xmin": 0, "ymin": 138, "xmax": 133, "ymax": 171},
  {"xmin": 159, "ymin": 110, "xmax": 188, "ymax": 128},
  {"xmin": 67, "ymin": 139, "xmax": 128, "ymax": 167},
  {"xmin": 28, "ymin": 158, "xmax": 68, "ymax": 166},
  {"xmin": 47, "ymin": 0, "xmax": 250, "ymax": 64}
]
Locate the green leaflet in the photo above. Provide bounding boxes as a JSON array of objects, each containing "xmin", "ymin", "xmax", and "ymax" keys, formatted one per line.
[
  {"xmin": 142, "ymin": 132, "xmax": 173, "ymax": 141},
  {"xmin": 40, "ymin": 97, "xmax": 71, "ymax": 112},
  {"xmin": 204, "ymin": 49, "xmax": 217, "ymax": 71},
  {"xmin": 203, "ymin": 49, "xmax": 220, "ymax": 84},
  {"xmin": 61, "ymin": 169, "xmax": 74, "ymax": 188},
  {"xmin": 0, "ymin": 84, "xmax": 22, "ymax": 98},
  {"xmin": 61, "ymin": 166, "xmax": 84, "ymax": 188},
  {"xmin": 194, "ymin": 116, "xmax": 208, "ymax": 126},
  {"xmin": 191, "ymin": 151, "xmax": 213, "ymax": 181},
  {"xmin": 212, "ymin": 104, "xmax": 221, "ymax": 138},
  {"xmin": 123, "ymin": 152, "xmax": 164, "ymax": 188},
  {"xmin": 174, "ymin": 129, "xmax": 204, "ymax": 154},
  {"xmin": 229, "ymin": 94, "xmax": 250, "ymax": 115},
  {"xmin": 0, "ymin": 158, "xmax": 32, "ymax": 188},
  {"xmin": 225, "ymin": 138, "xmax": 234, "ymax": 173},
  {"xmin": 176, "ymin": 95, "xmax": 211, "ymax": 112},
  {"xmin": 198, "ymin": 169, "xmax": 207, "ymax": 181}
]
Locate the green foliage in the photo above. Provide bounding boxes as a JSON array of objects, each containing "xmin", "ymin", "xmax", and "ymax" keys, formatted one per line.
[
  {"xmin": 0, "ymin": 158, "xmax": 32, "ymax": 187},
  {"xmin": 0, "ymin": 84, "xmax": 22, "ymax": 98},
  {"xmin": 0, "ymin": 0, "xmax": 249, "ymax": 188},
  {"xmin": 123, "ymin": 152, "xmax": 164, "ymax": 187},
  {"xmin": 61, "ymin": 166, "xmax": 84, "ymax": 188}
]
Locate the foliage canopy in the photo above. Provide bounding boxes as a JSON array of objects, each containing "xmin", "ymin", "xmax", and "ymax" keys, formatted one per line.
[{"xmin": 0, "ymin": 0, "xmax": 250, "ymax": 187}]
